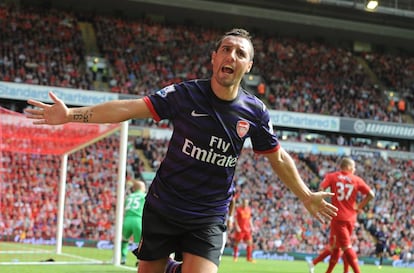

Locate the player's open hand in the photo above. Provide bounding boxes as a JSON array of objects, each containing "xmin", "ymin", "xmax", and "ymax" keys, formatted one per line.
[
  {"xmin": 25, "ymin": 92, "xmax": 69, "ymax": 125},
  {"xmin": 303, "ymin": 192, "xmax": 337, "ymax": 223}
]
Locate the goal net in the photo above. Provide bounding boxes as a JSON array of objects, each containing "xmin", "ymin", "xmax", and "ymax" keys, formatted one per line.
[{"xmin": 0, "ymin": 106, "xmax": 131, "ymax": 266}]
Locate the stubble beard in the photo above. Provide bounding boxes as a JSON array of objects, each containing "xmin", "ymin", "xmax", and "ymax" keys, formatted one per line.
[{"xmin": 214, "ymin": 71, "xmax": 239, "ymax": 89}]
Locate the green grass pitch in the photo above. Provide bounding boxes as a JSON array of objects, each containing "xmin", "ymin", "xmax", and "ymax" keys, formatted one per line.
[{"xmin": 0, "ymin": 243, "xmax": 412, "ymax": 273}]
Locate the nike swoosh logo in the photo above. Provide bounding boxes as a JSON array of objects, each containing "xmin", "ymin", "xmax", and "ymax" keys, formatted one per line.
[{"xmin": 191, "ymin": 110, "xmax": 209, "ymax": 117}]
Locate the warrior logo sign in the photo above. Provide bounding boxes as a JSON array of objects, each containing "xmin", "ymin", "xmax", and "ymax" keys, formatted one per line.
[{"xmin": 236, "ymin": 120, "xmax": 250, "ymax": 138}]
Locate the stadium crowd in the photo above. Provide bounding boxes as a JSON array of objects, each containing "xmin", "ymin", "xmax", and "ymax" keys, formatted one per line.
[
  {"xmin": 1, "ymin": 2, "xmax": 413, "ymax": 265},
  {"xmin": 1, "ymin": 135, "xmax": 413, "ymax": 263},
  {"xmin": 0, "ymin": 4, "xmax": 413, "ymax": 123},
  {"xmin": 0, "ymin": 5, "xmax": 91, "ymax": 90}
]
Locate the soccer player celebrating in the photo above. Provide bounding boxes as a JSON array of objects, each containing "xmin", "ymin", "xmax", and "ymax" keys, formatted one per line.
[
  {"xmin": 26, "ymin": 28, "xmax": 337, "ymax": 273},
  {"xmin": 308, "ymin": 157, "xmax": 374, "ymax": 273}
]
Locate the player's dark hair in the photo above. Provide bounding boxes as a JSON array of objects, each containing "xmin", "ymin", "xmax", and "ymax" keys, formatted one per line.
[{"xmin": 215, "ymin": 28, "xmax": 254, "ymax": 61}]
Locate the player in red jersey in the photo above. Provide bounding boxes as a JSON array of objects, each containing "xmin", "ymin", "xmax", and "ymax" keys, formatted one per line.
[
  {"xmin": 308, "ymin": 157, "xmax": 375, "ymax": 273},
  {"xmin": 232, "ymin": 198, "xmax": 255, "ymax": 262}
]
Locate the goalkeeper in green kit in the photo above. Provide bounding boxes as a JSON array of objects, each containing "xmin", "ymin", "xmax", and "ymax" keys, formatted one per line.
[{"xmin": 121, "ymin": 179, "xmax": 146, "ymax": 265}]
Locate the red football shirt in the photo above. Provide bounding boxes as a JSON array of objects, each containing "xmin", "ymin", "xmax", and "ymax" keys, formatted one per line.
[
  {"xmin": 320, "ymin": 170, "xmax": 372, "ymax": 222},
  {"xmin": 235, "ymin": 206, "xmax": 252, "ymax": 233}
]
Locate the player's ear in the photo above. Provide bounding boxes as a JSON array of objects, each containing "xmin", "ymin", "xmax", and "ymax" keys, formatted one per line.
[
  {"xmin": 211, "ymin": 52, "xmax": 216, "ymax": 64},
  {"xmin": 246, "ymin": 61, "xmax": 253, "ymax": 73}
]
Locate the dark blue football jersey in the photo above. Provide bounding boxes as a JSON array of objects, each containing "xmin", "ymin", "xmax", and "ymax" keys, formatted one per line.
[
  {"xmin": 143, "ymin": 79, "xmax": 280, "ymax": 225},
  {"xmin": 374, "ymin": 229, "xmax": 388, "ymax": 245}
]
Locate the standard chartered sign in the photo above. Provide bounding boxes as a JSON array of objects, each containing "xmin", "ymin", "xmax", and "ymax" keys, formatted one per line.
[
  {"xmin": 0, "ymin": 81, "xmax": 118, "ymax": 106},
  {"xmin": 269, "ymin": 111, "xmax": 340, "ymax": 132}
]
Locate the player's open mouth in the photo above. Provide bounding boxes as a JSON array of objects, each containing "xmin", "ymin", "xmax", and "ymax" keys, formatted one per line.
[{"xmin": 222, "ymin": 66, "xmax": 234, "ymax": 74}]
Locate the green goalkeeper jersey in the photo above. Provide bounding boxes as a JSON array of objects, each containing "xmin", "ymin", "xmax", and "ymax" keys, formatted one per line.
[{"xmin": 124, "ymin": 191, "xmax": 146, "ymax": 217}]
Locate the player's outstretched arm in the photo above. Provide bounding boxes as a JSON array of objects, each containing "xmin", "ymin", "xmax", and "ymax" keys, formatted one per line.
[
  {"xmin": 302, "ymin": 191, "xmax": 337, "ymax": 223},
  {"xmin": 26, "ymin": 91, "xmax": 152, "ymax": 125},
  {"xmin": 266, "ymin": 148, "xmax": 338, "ymax": 223},
  {"xmin": 26, "ymin": 91, "xmax": 70, "ymax": 125}
]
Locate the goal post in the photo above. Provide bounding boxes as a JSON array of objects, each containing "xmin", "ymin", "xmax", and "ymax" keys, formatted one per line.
[
  {"xmin": 0, "ymin": 106, "xmax": 129, "ymax": 266},
  {"xmin": 113, "ymin": 121, "xmax": 128, "ymax": 266}
]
